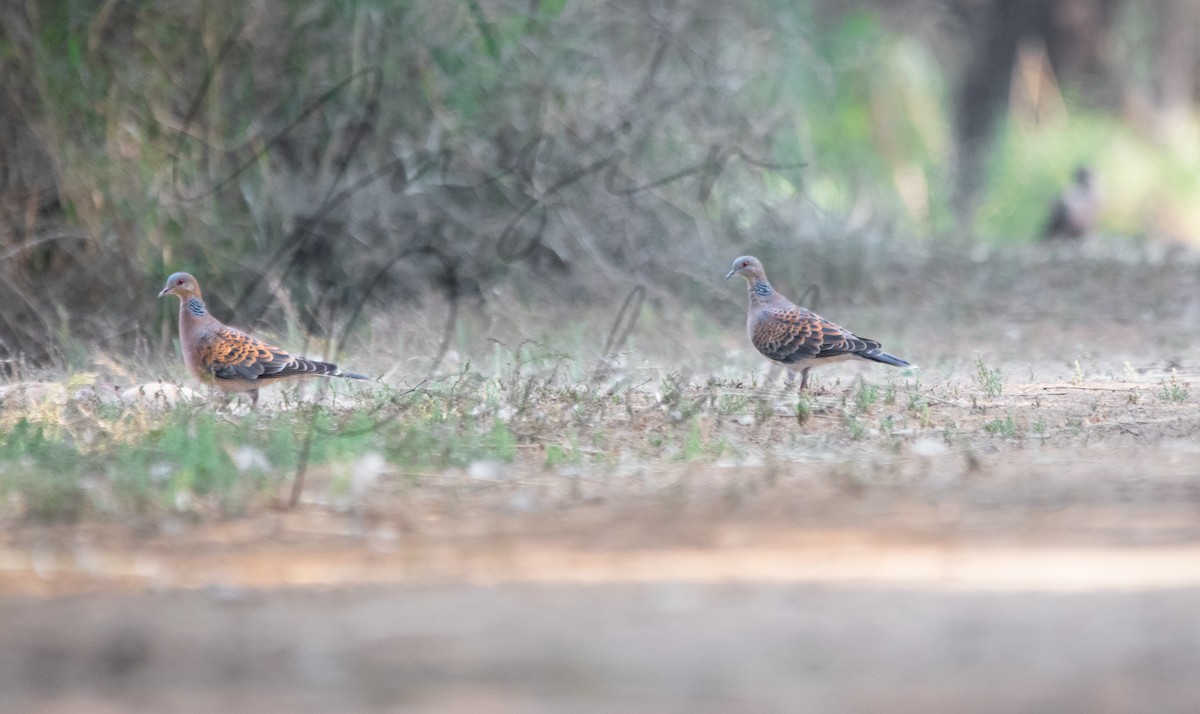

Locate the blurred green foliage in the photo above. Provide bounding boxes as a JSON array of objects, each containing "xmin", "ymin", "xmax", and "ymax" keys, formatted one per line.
[{"xmin": 1, "ymin": 0, "xmax": 1198, "ymax": 366}]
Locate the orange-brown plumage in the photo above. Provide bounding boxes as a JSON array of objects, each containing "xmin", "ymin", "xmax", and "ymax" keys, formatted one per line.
[
  {"xmin": 158, "ymin": 272, "xmax": 368, "ymax": 406},
  {"xmin": 751, "ymin": 306, "xmax": 879, "ymax": 364},
  {"xmin": 725, "ymin": 256, "xmax": 909, "ymax": 391}
]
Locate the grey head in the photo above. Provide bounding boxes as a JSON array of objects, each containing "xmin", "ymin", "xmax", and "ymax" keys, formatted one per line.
[
  {"xmin": 158, "ymin": 272, "xmax": 201, "ymax": 300},
  {"xmin": 724, "ymin": 255, "xmax": 768, "ymax": 283}
]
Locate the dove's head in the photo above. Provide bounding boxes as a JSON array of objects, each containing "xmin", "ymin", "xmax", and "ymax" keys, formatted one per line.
[
  {"xmin": 1073, "ymin": 165, "xmax": 1093, "ymax": 187},
  {"xmin": 724, "ymin": 256, "xmax": 767, "ymax": 283},
  {"xmin": 158, "ymin": 272, "xmax": 201, "ymax": 300}
]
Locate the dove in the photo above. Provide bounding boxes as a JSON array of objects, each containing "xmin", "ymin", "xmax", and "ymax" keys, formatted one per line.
[
  {"xmin": 158, "ymin": 272, "xmax": 368, "ymax": 406},
  {"xmin": 726, "ymin": 256, "xmax": 909, "ymax": 391}
]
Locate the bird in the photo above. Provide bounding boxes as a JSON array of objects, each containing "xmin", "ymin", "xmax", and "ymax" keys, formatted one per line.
[
  {"xmin": 725, "ymin": 256, "xmax": 910, "ymax": 392},
  {"xmin": 1042, "ymin": 165, "xmax": 1099, "ymax": 241},
  {"xmin": 158, "ymin": 272, "xmax": 369, "ymax": 407}
]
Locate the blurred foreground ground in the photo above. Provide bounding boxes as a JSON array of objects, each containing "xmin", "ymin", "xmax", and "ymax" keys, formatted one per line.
[
  {"xmin": 5, "ymin": 580, "xmax": 1200, "ymax": 713},
  {"xmin": 5, "ymin": 439, "xmax": 1200, "ymax": 713}
]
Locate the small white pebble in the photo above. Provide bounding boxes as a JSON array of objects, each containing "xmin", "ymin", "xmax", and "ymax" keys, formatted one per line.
[
  {"xmin": 910, "ymin": 438, "xmax": 948, "ymax": 457},
  {"xmin": 352, "ymin": 452, "xmax": 387, "ymax": 495},
  {"xmin": 231, "ymin": 446, "xmax": 271, "ymax": 473},
  {"xmin": 468, "ymin": 460, "xmax": 505, "ymax": 481}
]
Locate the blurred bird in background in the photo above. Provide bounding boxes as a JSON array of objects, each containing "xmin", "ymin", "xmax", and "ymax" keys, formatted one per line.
[{"xmin": 1042, "ymin": 165, "xmax": 1100, "ymax": 241}]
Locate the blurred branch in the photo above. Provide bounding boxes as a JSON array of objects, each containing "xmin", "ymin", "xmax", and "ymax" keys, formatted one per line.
[
  {"xmin": 170, "ymin": 66, "xmax": 383, "ymax": 203},
  {"xmin": 0, "ymin": 232, "xmax": 89, "ymax": 263},
  {"xmin": 592, "ymin": 284, "xmax": 645, "ymax": 381}
]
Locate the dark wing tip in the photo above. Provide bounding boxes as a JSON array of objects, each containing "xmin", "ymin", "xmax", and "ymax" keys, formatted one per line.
[{"xmin": 859, "ymin": 349, "xmax": 910, "ymax": 367}]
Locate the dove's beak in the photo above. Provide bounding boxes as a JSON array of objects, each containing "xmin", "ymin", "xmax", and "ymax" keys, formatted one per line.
[
  {"xmin": 724, "ymin": 269, "xmax": 736, "ymax": 281},
  {"xmin": 157, "ymin": 286, "xmax": 172, "ymax": 299}
]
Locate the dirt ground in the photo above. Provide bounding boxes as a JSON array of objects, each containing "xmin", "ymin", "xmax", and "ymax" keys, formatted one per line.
[
  {"xmin": 6, "ymin": 429, "xmax": 1200, "ymax": 712},
  {"xmin": 5, "ymin": 248, "xmax": 1200, "ymax": 712}
]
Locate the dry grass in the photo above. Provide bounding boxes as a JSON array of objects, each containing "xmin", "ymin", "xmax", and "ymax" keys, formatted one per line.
[{"xmin": 3, "ymin": 243, "xmax": 1199, "ymax": 531}]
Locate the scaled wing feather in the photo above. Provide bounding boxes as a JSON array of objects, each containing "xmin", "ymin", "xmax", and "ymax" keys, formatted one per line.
[
  {"xmin": 198, "ymin": 328, "xmax": 296, "ymax": 382},
  {"xmin": 753, "ymin": 308, "xmax": 880, "ymax": 364}
]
